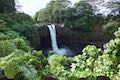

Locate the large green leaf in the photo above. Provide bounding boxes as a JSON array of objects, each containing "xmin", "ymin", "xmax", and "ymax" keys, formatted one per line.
[{"xmin": 4, "ymin": 65, "xmax": 16, "ymax": 79}]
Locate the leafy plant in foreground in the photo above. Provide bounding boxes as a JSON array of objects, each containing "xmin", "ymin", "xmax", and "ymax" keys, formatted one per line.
[{"xmin": 0, "ymin": 50, "xmax": 46, "ymax": 80}]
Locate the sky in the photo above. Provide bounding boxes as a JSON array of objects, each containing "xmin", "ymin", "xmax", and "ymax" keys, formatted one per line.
[{"xmin": 17, "ymin": 0, "xmax": 79, "ymax": 16}]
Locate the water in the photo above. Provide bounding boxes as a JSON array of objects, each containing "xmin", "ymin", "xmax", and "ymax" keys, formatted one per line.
[
  {"xmin": 47, "ymin": 24, "xmax": 71, "ymax": 55},
  {"xmin": 47, "ymin": 24, "xmax": 59, "ymax": 52}
]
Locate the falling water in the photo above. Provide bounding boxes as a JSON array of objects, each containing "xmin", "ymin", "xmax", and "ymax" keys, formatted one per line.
[
  {"xmin": 47, "ymin": 24, "xmax": 59, "ymax": 52},
  {"xmin": 47, "ymin": 24, "xmax": 70, "ymax": 55}
]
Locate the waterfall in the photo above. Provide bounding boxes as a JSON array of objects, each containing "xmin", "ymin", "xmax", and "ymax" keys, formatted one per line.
[
  {"xmin": 47, "ymin": 24, "xmax": 59, "ymax": 52},
  {"xmin": 47, "ymin": 24, "xmax": 70, "ymax": 55}
]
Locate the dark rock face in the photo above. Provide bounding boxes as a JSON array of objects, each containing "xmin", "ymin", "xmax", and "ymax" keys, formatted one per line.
[
  {"xmin": 97, "ymin": 76, "xmax": 110, "ymax": 80},
  {"xmin": 41, "ymin": 76, "xmax": 56, "ymax": 80},
  {"xmin": 0, "ymin": 77, "xmax": 13, "ymax": 80},
  {"xmin": 36, "ymin": 25, "xmax": 51, "ymax": 50},
  {"xmin": 35, "ymin": 24, "xmax": 106, "ymax": 55}
]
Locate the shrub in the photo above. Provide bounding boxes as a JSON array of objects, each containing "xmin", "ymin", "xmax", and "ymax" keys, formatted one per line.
[
  {"xmin": 103, "ymin": 20, "xmax": 120, "ymax": 35},
  {"xmin": 0, "ymin": 40, "xmax": 17, "ymax": 57},
  {"xmin": 0, "ymin": 32, "xmax": 8, "ymax": 40},
  {"xmin": 0, "ymin": 19, "xmax": 6, "ymax": 31},
  {"xmin": 0, "ymin": 13, "xmax": 37, "ymax": 46},
  {"xmin": 44, "ymin": 27, "xmax": 120, "ymax": 80},
  {"xmin": 12, "ymin": 38, "xmax": 31, "ymax": 52},
  {"xmin": 0, "ymin": 50, "xmax": 46, "ymax": 80}
]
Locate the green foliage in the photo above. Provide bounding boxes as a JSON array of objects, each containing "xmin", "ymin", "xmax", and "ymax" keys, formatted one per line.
[
  {"xmin": 9, "ymin": 13, "xmax": 37, "ymax": 42},
  {"xmin": 70, "ymin": 16, "xmax": 94, "ymax": 31},
  {"xmin": 0, "ymin": 25, "xmax": 120, "ymax": 80},
  {"xmin": 0, "ymin": 2, "xmax": 47, "ymax": 80},
  {"xmin": 74, "ymin": 1, "xmax": 93, "ymax": 16},
  {"xmin": 93, "ymin": 54, "xmax": 116, "ymax": 78},
  {"xmin": 103, "ymin": 28, "xmax": 120, "ymax": 57},
  {"xmin": 0, "ymin": 19, "xmax": 6, "ymax": 31},
  {"xmin": 0, "ymin": 0, "xmax": 16, "ymax": 13},
  {"xmin": 69, "ymin": 45, "xmax": 101, "ymax": 79},
  {"xmin": 44, "ymin": 45, "xmax": 101, "ymax": 79},
  {"xmin": 0, "ymin": 1, "xmax": 120, "ymax": 80},
  {"xmin": 0, "ymin": 29, "xmax": 22, "ymax": 40},
  {"xmin": 0, "ymin": 40, "xmax": 17, "ymax": 57},
  {"xmin": 4, "ymin": 65, "xmax": 16, "ymax": 79},
  {"xmin": 0, "ymin": 32, "xmax": 8, "ymax": 40},
  {"xmin": 71, "ymin": 55, "xmax": 92, "ymax": 79},
  {"xmin": 114, "ymin": 27, "xmax": 120, "ymax": 37},
  {"xmin": 34, "ymin": 9, "xmax": 48, "ymax": 22},
  {"xmin": 103, "ymin": 38, "xmax": 120, "ymax": 56},
  {"xmin": 35, "ymin": 0, "xmax": 100, "ymax": 31},
  {"xmin": 82, "ymin": 45, "xmax": 101, "ymax": 58},
  {"xmin": 45, "ymin": 54, "xmax": 73, "ymax": 80},
  {"xmin": 93, "ymin": 14, "xmax": 105, "ymax": 24},
  {"xmin": 0, "ymin": 13, "xmax": 37, "ymax": 45},
  {"xmin": 4, "ymin": 30, "xmax": 20, "ymax": 39},
  {"xmin": 35, "ymin": 0, "xmax": 71, "ymax": 23},
  {"xmin": 103, "ymin": 20, "xmax": 120, "ymax": 35},
  {"xmin": 12, "ymin": 38, "xmax": 32, "ymax": 52},
  {"xmin": 0, "ymin": 31, "xmax": 32, "ymax": 57},
  {"xmin": 12, "ymin": 13, "xmax": 33, "ymax": 22},
  {"xmin": 0, "ymin": 50, "xmax": 46, "ymax": 80},
  {"xmin": 87, "ymin": 0, "xmax": 120, "ymax": 15},
  {"xmin": 43, "ymin": 28, "xmax": 120, "ymax": 80}
]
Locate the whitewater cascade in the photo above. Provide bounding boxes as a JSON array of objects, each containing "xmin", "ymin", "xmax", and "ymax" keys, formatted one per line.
[
  {"xmin": 47, "ymin": 24, "xmax": 59, "ymax": 52},
  {"xmin": 47, "ymin": 24, "xmax": 69, "ymax": 55}
]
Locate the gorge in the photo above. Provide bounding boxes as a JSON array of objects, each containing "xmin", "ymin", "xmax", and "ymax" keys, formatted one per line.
[{"xmin": 36, "ymin": 23, "xmax": 107, "ymax": 56}]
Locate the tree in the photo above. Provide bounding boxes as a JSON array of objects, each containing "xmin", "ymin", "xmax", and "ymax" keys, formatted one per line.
[
  {"xmin": 0, "ymin": 19, "xmax": 6, "ymax": 31},
  {"xmin": 103, "ymin": 20, "xmax": 120, "ymax": 35},
  {"xmin": 69, "ymin": 1, "xmax": 94, "ymax": 31},
  {"xmin": 0, "ymin": 13, "xmax": 37, "ymax": 47},
  {"xmin": 88, "ymin": 0, "xmax": 120, "ymax": 15},
  {"xmin": 7, "ymin": 13, "xmax": 37, "ymax": 44},
  {"xmin": 74, "ymin": 1, "xmax": 93, "ymax": 17},
  {"xmin": 0, "ymin": 40, "xmax": 17, "ymax": 57},
  {"xmin": 35, "ymin": 0, "xmax": 72, "ymax": 23},
  {"xmin": 106, "ymin": 0, "xmax": 120, "ymax": 15},
  {"xmin": 52, "ymin": 0, "xmax": 72, "ymax": 23},
  {"xmin": 0, "ymin": 0, "xmax": 16, "ymax": 13}
]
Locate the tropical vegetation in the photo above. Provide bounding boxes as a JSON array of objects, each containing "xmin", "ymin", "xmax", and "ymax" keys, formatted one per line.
[{"xmin": 0, "ymin": 0, "xmax": 120, "ymax": 80}]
